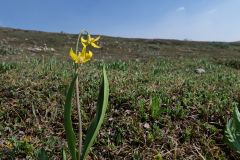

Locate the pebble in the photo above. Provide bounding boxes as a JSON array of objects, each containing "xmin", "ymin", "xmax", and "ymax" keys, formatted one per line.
[{"xmin": 195, "ymin": 68, "xmax": 205, "ymax": 74}]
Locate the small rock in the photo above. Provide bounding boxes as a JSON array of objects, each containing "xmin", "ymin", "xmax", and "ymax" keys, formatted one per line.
[
  {"xmin": 125, "ymin": 110, "xmax": 131, "ymax": 114},
  {"xmin": 195, "ymin": 68, "xmax": 205, "ymax": 74},
  {"xmin": 50, "ymin": 48, "xmax": 55, "ymax": 52},
  {"xmin": 143, "ymin": 123, "xmax": 150, "ymax": 129},
  {"xmin": 18, "ymin": 131, "xmax": 24, "ymax": 135},
  {"xmin": 27, "ymin": 47, "xmax": 42, "ymax": 52},
  {"xmin": 114, "ymin": 109, "xmax": 120, "ymax": 115}
]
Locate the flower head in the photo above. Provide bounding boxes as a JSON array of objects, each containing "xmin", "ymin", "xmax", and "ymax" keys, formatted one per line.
[
  {"xmin": 69, "ymin": 47, "xmax": 93, "ymax": 64},
  {"xmin": 81, "ymin": 34, "xmax": 101, "ymax": 48}
]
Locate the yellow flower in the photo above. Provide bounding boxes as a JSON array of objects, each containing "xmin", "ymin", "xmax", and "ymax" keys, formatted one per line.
[
  {"xmin": 81, "ymin": 34, "xmax": 101, "ymax": 48},
  {"xmin": 69, "ymin": 47, "xmax": 93, "ymax": 64},
  {"xmin": 5, "ymin": 141, "xmax": 13, "ymax": 149}
]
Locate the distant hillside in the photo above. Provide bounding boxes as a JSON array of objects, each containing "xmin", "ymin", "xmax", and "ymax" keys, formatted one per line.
[{"xmin": 1, "ymin": 27, "xmax": 240, "ymax": 61}]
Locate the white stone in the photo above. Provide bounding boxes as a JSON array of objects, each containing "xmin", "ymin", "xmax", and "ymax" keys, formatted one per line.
[
  {"xmin": 195, "ymin": 68, "xmax": 205, "ymax": 74},
  {"xmin": 143, "ymin": 123, "xmax": 150, "ymax": 129}
]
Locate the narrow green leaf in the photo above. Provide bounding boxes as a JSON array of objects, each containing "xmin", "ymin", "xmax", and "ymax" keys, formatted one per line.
[
  {"xmin": 64, "ymin": 74, "xmax": 77, "ymax": 160},
  {"xmin": 233, "ymin": 107, "xmax": 240, "ymax": 134},
  {"xmin": 81, "ymin": 66, "xmax": 109, "ymax": 160},
  {"xmin": 150, "ymin": 95, "xmax": 160, "ymax": 119}
]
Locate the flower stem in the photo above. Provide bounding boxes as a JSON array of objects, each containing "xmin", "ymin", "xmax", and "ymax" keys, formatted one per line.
[
  {"xmin": 75, "ymin": 75, "xmax": 82, "ymax": 160},
  {"xmin": 75, "ymin": 30, "xmax": 87, "ymax": 160}
]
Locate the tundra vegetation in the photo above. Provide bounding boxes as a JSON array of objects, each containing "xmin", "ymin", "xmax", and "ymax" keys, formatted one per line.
[{"xmin": 0, "ymin": 27, "xmax": 240, "ymax": 159}]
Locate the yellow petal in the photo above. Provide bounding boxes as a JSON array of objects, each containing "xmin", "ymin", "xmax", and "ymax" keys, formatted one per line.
[
  {"xmin": 69, "ymin": 48, "xmax": 78, "ymax": 63},
  {"xmin": 79, "ymin": 48, "xmax": 86, "ymax": 59},
  {"xmin": 79, "ymin": 52, "xmax": 84, "ymax": 58},
  {"xmin": 81, "ymin": 37, "xmax": 87, "ymax": 43},
  {"xmin": 91, "ymin": 42, "xmax": 101, "ymax": 48},
  {"xmin": 82, "ymin": 42, "xmax": 86, "ymax": 47},
  {"xmin": 78, "ymin": 53, "xmax": 86, "ymax": 63},
  {"xmin": 81, "ymin": 46, "xmax": 86, "ymax": 56},
  {"xmin": 83, "ymin": 57, "xmax": 90, "ymax": 63},
  {"xmin": 79, "ymin": 50, "xmax": 92, "ymax": 63},
  {"xmin": 86, "ymin": 50, "xmax": 93, "ymax": 59},
  {"xmin": 93, "ymin": 36, "xmax": 100, "ymax": 42}
]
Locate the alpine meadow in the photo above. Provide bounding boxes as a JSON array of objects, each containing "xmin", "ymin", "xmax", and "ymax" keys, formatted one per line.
[{"xmin": 1, "ymin": 27, "xmax": 240, "ymax": 159}]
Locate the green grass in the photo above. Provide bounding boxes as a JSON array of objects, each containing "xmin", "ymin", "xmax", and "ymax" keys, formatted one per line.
[{"xmin": 1, "ymin": 56, "xmax": 240, "ymax": 159}]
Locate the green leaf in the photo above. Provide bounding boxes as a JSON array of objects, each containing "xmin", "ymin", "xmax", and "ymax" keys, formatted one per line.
[
  {"xmin": 233, "ymin": 106, "xmax": 240, "ymax": 137},
  {"xmin": 224, "ymin": 106, "xmax": 240, "ymax": 154},
  {"xmin": 150, "ymin": 95, "xmax": 160, "ymax": 119},
  {"xmin": 64, "ymin": 74, "xmax": 78, "ymax": 160},
  {"xmin": 36, "ymin": 148, "xmax": 49, "ymax": 160},
  {"xmin": 81, "ymin": 66, "xmax": 109, "ymax": 160}
]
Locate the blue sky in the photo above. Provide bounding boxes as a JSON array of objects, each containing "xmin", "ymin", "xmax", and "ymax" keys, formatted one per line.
[{"xmin": 0, "ymin": 0, "xmax": 240, "ymax": 41}]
